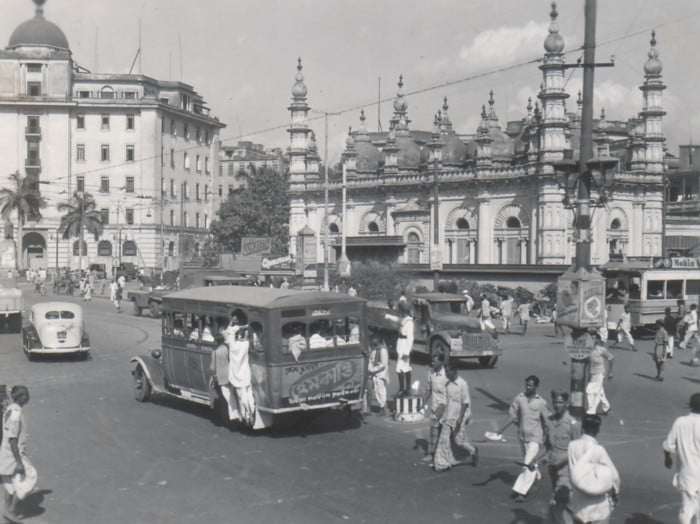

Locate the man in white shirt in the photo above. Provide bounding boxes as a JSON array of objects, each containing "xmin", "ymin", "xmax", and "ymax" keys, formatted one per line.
[
  {"xmin": 664, "ymin": 392, "xmax": 700, "ymax": 524},
  {"xmin": 679, "ymin": 304, "xmax": 698, "ymax": 359}
]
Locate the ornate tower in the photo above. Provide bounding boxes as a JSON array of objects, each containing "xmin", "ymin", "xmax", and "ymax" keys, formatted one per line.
[
  {"xmin": 475, "ymin": 105, "xmax": 493, "ymax": 167},
  {"xmin": 287, "ymin": 58, "xmax": 315, "ymax": 184},
  {"xmin": 639, "ymin": 31, "xmax": 666, "ymax": 174},
  {"xmin": 537, "ymin": 2, "xmax": 570, "ymax": 169}
]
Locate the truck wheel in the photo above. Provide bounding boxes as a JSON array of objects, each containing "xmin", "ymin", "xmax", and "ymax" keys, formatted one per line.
[
  {"xmin": 430, "ymin": 338, "xmax": 450, "ymax": 362},
  {"xmin": 478, "ymin": 356, "xmax": 499, "ymax": 368},
  {"xmin": 133, "ymin": 303, "xmax": 143, "ymax": 316},
  {"xmin": 149, "ymin": 301, "xmax": 161, "ymax": 318},
  {"xmin": 133, "ymin": 366, "xmax": 151, "ymax": 402}
]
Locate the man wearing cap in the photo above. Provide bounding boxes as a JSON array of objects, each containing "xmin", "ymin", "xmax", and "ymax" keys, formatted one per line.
[{"xmin": 663, "ymin": 392, "xmax": 700, "ymax": 524}]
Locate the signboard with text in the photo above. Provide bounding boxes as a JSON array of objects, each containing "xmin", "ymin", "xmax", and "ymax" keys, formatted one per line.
[
  {"xmin": 556, "ymin": 267, "xmax": 605, "ymax": 329},
  {"xmin": 241, "ymin": 237, "xmax": 272, "ymax": 256}
]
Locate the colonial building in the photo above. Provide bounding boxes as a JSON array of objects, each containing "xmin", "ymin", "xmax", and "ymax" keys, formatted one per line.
[
  {"xmin": 219, "ymin": 141, "xmax": 288, "ymax": 195},
  {"xmin": 287, "ymin": 4, "xmax": 666, "ymax": 275},
  {"xmin": 0, "ymin": 0, "xmax": 224, "ymax": 271},
  {"xmin": 664, "ymin": 145, "xmax": 700, "ymax": 256}
]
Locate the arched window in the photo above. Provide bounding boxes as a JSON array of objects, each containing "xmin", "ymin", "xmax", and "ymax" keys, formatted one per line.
[
  {"xmin": 98, "ymin": 240, "xmax": 112, "ymax": 257},
  {"xmin": 406, "ymin": 232, "xmax": 421, "ymax": 264},
  {"xmin": 168, "ymin": 241, "xmax": 175, "ymax": 256},
  {"xmin": 123, "ymin": 240, "xmax": 137, "ymax": 257},
  {"xmin": 506, "ymin": 217, "xmax": 521, "ymax": 228},
  {"xmin": 329, "ymin": 223, "xmax": 340, "ymax": 234},
  {"xmin": 456, "ymin": 218, "xmax": 469, "ymax": 230},
  {"xmin": 72, "ymin": 240, "xmax": 87, "ymax": 256},
  {"xmin": 610, "ymin": 218, "xmax": 621, "ymax": 230},
  {"xmin": 367, "ymin": 221, "xmax": 379, "ymax": 234}
]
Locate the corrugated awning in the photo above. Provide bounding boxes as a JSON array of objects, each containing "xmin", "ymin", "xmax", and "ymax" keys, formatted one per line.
[{"xmin": 333, "ymin": 235, "xmax": 406, "ymax": 247}]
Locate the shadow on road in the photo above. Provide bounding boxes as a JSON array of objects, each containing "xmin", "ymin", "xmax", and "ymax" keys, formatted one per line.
[
  {"xmin": 634, "ymin": 373, "xmax": 661, "ymax": 382},
  {"xmin": 682, "ymin": 376, "xmax": 700, "ymax": 385},
  {"xmin": 624, "ymin": 513, "xmax": 665, "ymax": 524},
  {"xmin": 509, "ymin": 508, "xmax": 544, "ymax": 524},
  {"xmin": 21, "ymin": 488, "xmax": 51, "ymax": 518},
  {"xmin": 472, "ymin": 470, "xmax": 517, "ymax": 488},
  {"xmin": 475, "ymin": 386, "xmax": 510, "ymax": 412}
]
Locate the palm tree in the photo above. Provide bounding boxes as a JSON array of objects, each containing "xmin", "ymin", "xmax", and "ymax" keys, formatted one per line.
[
  {"xmin": 0, "ymin": 171, "xmax": 47, "ymax": 270},
  {"xmin": 57, "ymin": 191, "xmax": 104, "ymax": 272}
]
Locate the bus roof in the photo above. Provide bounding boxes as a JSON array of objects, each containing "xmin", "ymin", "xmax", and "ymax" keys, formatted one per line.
[{"xmin": 163, "ymin": 286, "xmax": 365, "ymax": 309}]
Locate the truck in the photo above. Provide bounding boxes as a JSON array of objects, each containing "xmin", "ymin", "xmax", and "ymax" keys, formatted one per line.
[
  {"xmin": 0, "ymin": 279, "xmax": 23, "ymax": 333},
  {"xmin": 367, "ymin": 292, "xmax": 501, "ymax": 368},
  {"xmin": 126, "ymin": 287, "xmax": 170, "ymax": 318}
]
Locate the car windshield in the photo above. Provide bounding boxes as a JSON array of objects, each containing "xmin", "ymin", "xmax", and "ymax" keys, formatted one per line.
[
  {"xmin": 431, "ymin": 301, "xmax": 467, "ymax": 315},
  {"xmin": 45, "ymin": 310, "xmax": 76, "ymax": 320}
]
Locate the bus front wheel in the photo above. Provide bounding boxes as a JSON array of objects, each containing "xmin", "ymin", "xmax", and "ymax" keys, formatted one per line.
[{"xmin": 133, "ymin": 366, "xmax": 151, "ymax": 402}]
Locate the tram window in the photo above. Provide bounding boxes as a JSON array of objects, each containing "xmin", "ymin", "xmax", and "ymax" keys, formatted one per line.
[
  {"xmin": 230, "ymin": 309, "xmax": 248, "ymax": 326},
  {"xmin": 667, "ymin": 280, "xmax": 683, "ymax": 299},
  {"xmin": 250, "ymin": 322, "xmax": 264, "ymax": 352},
  {"xmin": 309, "ymin": 319, "xmax": 334, "ymax": 349},
  {"xmin": 172, "ymin": 313, "xmax": 186, "ymax": 338},
  {"xmin": 647, "ymin": 280, "xmax": 664, "ymax": 299},
  {"xmin": 336, "ymin": 316, "xmax": 360, "ymax": 345},
  {"xmin": 688, "ymin": 280, "xmax": 700, "ymax": 296},
  {"xmin": 629, "ymin": 280, "xmax": 640, "ymax": 300},
  {"xmin": 281, "ymin": 321, "xmax": 307, "ymax": 354}
]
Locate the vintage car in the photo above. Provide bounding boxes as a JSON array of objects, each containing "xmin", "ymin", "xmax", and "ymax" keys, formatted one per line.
[{"xmin": 22, "ymin": 302, "xmax": 90, "ymax": 360}]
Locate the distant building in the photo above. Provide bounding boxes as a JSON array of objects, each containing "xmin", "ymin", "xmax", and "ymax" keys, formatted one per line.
[
  {"xmin": 218, "ymin": 141, "xmax": 287, "ymax": 196},
  {"xmin": 286, "ymin": 4, "xmax": 667, "ymax": 273},
  {"xmin": 0, "ymin": 0, "xmax": 224, "ymax": 271},
  {"xmin": 664, "ymin": 145, "xmax": 700, "ymax": 256}
]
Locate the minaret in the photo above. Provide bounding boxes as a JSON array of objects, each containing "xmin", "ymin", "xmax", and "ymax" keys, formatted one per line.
[
  {"xmin": 538, "ymin": 2, "xmax": 569, "ymax": 168},
  {"xmin": 439, "ymin": 97, "xmax": 453, "ymax": 136},
  {"xmin": 475, "ymin": 105, "xmax": 493, "ymax": 167},
  {"xmin": 392, "ymin": 75, "xmax": 410, "ymax": 139},
  {"xmin": 639, "ymin": 30, "xmax": 666, "ymax": 174},
  {"xmin": 593, "ymin": 108, "xmax": 611, "ymax": 158},
  {"xmin": 342, "ymin": 126, "xmax": 357, "ymax": 174},
  {"xmin": 287, "ymin": 58, "xmax": 314, "ymax": 184}
]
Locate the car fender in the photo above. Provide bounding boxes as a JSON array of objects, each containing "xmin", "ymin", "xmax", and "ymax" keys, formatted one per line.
[{"xmin": 131, "ymin": 355, "xmax": 166, "ymax": 394}]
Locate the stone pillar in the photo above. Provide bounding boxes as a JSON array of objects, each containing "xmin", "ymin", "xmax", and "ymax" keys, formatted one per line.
[{"xmin": 477, "ymin": 200, "xmax": 491, "ymax": 263}]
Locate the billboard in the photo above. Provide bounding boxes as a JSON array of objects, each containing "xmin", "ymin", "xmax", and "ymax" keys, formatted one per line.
[{"xmin": 241, "ymin": 237, "xmax": 272, "ymax": 256}]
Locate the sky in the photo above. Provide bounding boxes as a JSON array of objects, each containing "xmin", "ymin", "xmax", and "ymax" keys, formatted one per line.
[{"xmin": 3, "ymin": 0, "xmax": 700, "ymax": 164}]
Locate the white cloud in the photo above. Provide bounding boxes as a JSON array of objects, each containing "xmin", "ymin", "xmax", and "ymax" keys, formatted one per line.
[
  {"xmin": 227, "ymin": 84, "xmax": 256, "ymax": 105},
  {"xmin": 459, "ymin": 21, "xmax": 548, "ymax": 71},
  {"xmin": 591, "ymin": 80, "xmax": 640, "ymax": 119}
]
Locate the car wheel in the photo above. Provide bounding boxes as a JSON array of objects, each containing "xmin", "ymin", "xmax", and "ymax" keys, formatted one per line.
[
  {"xmin": 133, "ymin": 366, "xmax": 151, "ymax": 402},
  {"xmin": 430, "ymin": 338, "xmax": 450, "ymax": 363},
  {"xmin": 478, "ymin": 356, "xmax": 499, "ymax": 368}
]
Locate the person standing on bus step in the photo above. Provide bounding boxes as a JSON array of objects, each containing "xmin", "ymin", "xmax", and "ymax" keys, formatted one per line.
[
  {"xmin": 501, "ymin": 295, "xmax": 514, "ymax": 334},
  {"xmin": 495, "ymin": 375, "xmax": 550, "ymax": 503},
  {"xmin": 679, "ymin": 304, "xmax": 698, "ymax": 355},
  {"xmin": 420, "ymin": 352, "xmax": 448, "ymax": 464},
  {"xmin": 653, "ymin": 319, "xmax": 669, "ymax": 382},
  {"xmin": 366, "ymin": 332, "xmax": 389, "ymax": 417},
  {"xmin": 395, "ymin": 300, "xmax": 414, "ymax": 397},
  {"xmin": 664, "ymin": 307, "xmax": 678, "ymax": 359},
  {"xmin": 613, "ymin": 304, "xmax": 637, "ymax": 351},
  {"xmin": 587, "ymin": 333, "xmax": 614, "ymax": 416},
  {"xmin": 225, "ymin": 324, "xmax": 256, "ymax": 427},
  {"xmin": 210, "ymin": 332, "xmax": 238, "ymax": 422},
  {"xmin": 663, "ymin": 392, "xmax": 700, "ymax": 524}
]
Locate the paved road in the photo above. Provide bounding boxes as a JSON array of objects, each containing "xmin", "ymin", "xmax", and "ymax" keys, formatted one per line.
[{"xmin": 1, "ymin": 287, "xmax": 697, "ymax": 523}]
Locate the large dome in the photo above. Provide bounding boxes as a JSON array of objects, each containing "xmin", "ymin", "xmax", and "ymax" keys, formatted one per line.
[{"xmin": 8, "ymin": 8, "xmax": 69, "ymax": 51}]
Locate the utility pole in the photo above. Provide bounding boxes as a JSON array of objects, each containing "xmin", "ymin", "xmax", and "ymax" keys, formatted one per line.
[
  {"xmin": 337, "ymin": 163, "xmax": 351, "ymax": 278},
  {"xmin": 427, "ymin": 114, "xmax": 443, "ymax": 291},
  {"xmin": 78, "ymin": 191, "xmax": 84, "ymax": 273},
  {"xmin": 323, "ymin": 112, "xmax": 329, "ymax": 291},
  {"xmin": 179, "ymin": 182, "xmax": 184, "ymax": 275}
]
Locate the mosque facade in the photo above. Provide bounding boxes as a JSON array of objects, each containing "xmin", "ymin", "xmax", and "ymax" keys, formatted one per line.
[
  {"xmin": 286, "ymin": 4, "xmax": 667, "ymax": 273},
  {"xmin": 0, "ymin": 0, "xmax": 224, "ymax": 272}
]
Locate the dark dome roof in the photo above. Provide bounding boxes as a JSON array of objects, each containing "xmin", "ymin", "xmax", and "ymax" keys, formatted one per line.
[
  {"xmin": 8, "ymin": 11, "xmax": 69, "ymax": 51},
  {"xmin": 396, "ymin": 135, "xmax": 424, "ymax": 168},
  {"xmin": 355, "ymin": 141, "xmax": 382, "ymax": 171},
  {"xmin": 441, "ymin": 133, "xmax": 468, "ymax": 165},
  {"xmin": 490, "ymin": 129, "xmax": 515, "ymax": 158}
]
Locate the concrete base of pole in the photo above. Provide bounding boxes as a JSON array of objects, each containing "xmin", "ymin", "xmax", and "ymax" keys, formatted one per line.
[{"xmin": 569, "ymin": 328, "xmax": 591, "ymax": 421}]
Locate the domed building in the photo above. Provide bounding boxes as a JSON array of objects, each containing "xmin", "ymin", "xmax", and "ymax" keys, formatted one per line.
[
  {"xmin": 0, "ymin": 0, "xmax": 224, "ymax": 273},
  {"xmin": 287, "ymin": 2, "xmax": 667, "ymax": 276}
]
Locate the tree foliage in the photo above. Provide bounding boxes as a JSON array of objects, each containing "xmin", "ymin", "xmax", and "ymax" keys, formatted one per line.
[
  {"xmin": 210, "ymin": 167, "xmax": 289, "ymax": 254},
  {"xmin": 57, "ymin": 191, "xmax": 104, "ymax": 241}
]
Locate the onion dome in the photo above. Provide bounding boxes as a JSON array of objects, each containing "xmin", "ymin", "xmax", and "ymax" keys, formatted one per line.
[
  {"xmin": 644, "ymin": 31, "xmax": 663, "ymax": 75},
  {"xmin": 543, "ymin": 2, "xmax": 565, "ymax": 54},
  {"xmin": 524, "ymin": 97, "xmax": 534, "ymax": 124},
  {"xmin": 437, "ymin": 100, "xmax": 467, "ymax": 165},
  {"xmin": 8, "ymin": 0, "xmax": 69, "ymax": 51},
  {"xmin": 345, "ymin": 126, "xmax": 355, "ymax": 149},
  {"xmin": 354, "ymin": 110, "xmax": 382, "ymax": 171},
  {"xmin": 395, "ymin": 133, "xmax": 423, "ymax": 168},
  {"xmin": 291, "ymin": 58, "xmax": 308, "ymax": 98}
]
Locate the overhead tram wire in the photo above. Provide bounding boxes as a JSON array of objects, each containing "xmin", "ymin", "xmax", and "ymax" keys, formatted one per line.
[{"xmin": 41, "ymin": 12, "xmax": 700, "ymax": 186}]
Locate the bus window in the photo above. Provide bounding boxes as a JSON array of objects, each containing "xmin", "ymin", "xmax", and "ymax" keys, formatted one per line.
[
  {"xmin": 309, "ymin": 319, "xmax": 334, "ymax": 349},
  {"xmin": 667, "ymin": 280, "xmax": 683, "ymax": 299},
  {"xmin": 647, "ymin": 280, "xmax": 664, "ymax": 299},
  {"xmin": 250, "ymin": 321, "xmax": 264, "ymax": 352},
  {"xmin": 281, "ymin": 321, "xmax": 307, "ymax": 355},
  {"xmin": 336, "ymin": 317, "xmax": 360, "ymax": 345},
  {"xmin": 172, "ymin": 313, "xmax": 186, "ymax": 338},
  {"xmin": 687, "ymin": 280, "xmax": 700, "ymax": 296}
]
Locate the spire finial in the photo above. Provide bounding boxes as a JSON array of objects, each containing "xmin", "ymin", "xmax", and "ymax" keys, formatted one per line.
[
  {"xmin": 443, "ymin": 96, "xmax": 448, "ymax": 113},
  {"xmin": 34, "ymin": 0, "xmax": 46, "ymax": 14},
  {"xmin": 360, "ymin": 109, "xmax": 366, "ymax": 123},
  {"xmin": 398, "ymin": 74, "xmax": 403, "ymax": 89},
  {"xmin": 489, "ymin": 90, "xmax": 495, "ymax": 107},
  {"xmin": 527, "ymin": 97, "xmax": 533, "ymax": 113},
  {"xmin": 600, "ymin": 108, "xmax": 606, "ymax": 120},
  {"xmin": 481, "ymin": 105, "xmax": 487, "ymax": 118},
  {"xmin": 650, "ymin": 30, "xmax": 656, "ymax": 48},
  {"xmin": 297, "ymin": 57, "xmax": 302, "ymax": 71},
  {"xmin": 550, "ymin": 2, "xmax": 558, "ymax": 20}
]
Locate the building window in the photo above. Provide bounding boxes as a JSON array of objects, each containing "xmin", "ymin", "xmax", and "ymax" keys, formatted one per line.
[
  {"xmin": 125, "ymin": 208, "xmax": 134, "ymax": 225},
  {"xmin": 123, "ymin": 240, "xmax": 137, "ymax": 256},
  {"xmin": 101, "ymin": 115, "xmax": 110, "ymax": 130},
  {"xmin": 183, "ymin": 123, "xmax": 189, "ymax": 140},
  {"xmin": 406, "ymin": 232, "xmax": 421, "ymax": 264},
  {"xmin": 204, "ymin": 214, "xmax": 208, "ymax": 229},
  {"xmin": 168, "ymin": 240, "xmax": 175, "ymax": 255},
  {"xmin": 160, "ymin": 146, "xmax": 164, "ymax": 167},
  {"xmin": 228, "ymin": 185, "xmax": 233, "ymax": 194},
  {"xmin": 76, "ymin": 114, "xmax": 85, "ymax": 129},
  {"xmin": 219, "ymin": 165, "xmax": 223, "ymax": 177},
  {"xmin": 76, "ymin": 176, "xmax": 85, "ymax": 192},
  {"xmin": 27, "ymin": 63, "xmax": 42, "ymax": 73},
  {"xmin": 100, "ymin": 209, "xmax": 109, "ymax": 225},
  {"xmin": 183, "ymin": 182, "xmax": 188, "ymax": 200},
  {"xmin": 196, "ymin": 127, "xmax": 201, "ymax": 142},
  {"xmin": 367, "ymin": 222, "xmax": 379, "ymax": 234},
  {"xmin": 26, "ymin": 141, "xmax": 39, "ymax": 166},
  {"xmin": 228, "ymin": 164, "xmax": 234, "ymax": 176},
  {"xmin": 205, "ymin": 130, "xmax": 210, "ymax": 144},
  {"xmin": 184, "ymin": 153, "xmax": 190, "ymax": 170},
  {"xmin": 161, "ymin": 178, "xmax": 166, "ymax": 197},
  {"xmin": 126, "ymin": 114, "xmax": 134, "ymax": 130},
  {"xmin": 195, "ymin": 183, "xmax": 200, "ymax": 201},
  {"xmin": 195, "ymin": 213, "xmax": 200, "ymax": 228},
  {"xmin": 26, "ymin": 116, "xmax": 40, "ymax": 134},
  {"xmin": 126, "ymin": 145, "xmax": 135, "ymax": 162},
  {"xmin": 184, "ymin": 212, "xmax": 188, "ymax": 227},
  {"xmin": 170, "ymin": 120, "xmax": 176, "ymax": 136},
  {"xmin": 100, "ymin": 176, "xmax": 110, "ymax": 193},
  {"xmin": 170, "ymin": 179, "xmax": 175, "ymax": 197},
  {"xmin": 78, "ymin": 91, "xmax": 90, "ymax": 99},
  {"xmin": 204, "ymin": 185, "xmax": 208, "ymax": 201},
  {"xmin": 170, "ymin": 148, "xmax": 175, "ymax": 169},
  {"xmin": 101, "ymin": 145, "xmax": 110, "ymax": 162},
  {"xmin": 124, "ymin": 92, "xmax": 136, "ymax": 100},
  {"xmin": 76, "ymin": 144, "xmax": 85, "ymax": 162},
  {"xmin": 27, "ymin": 82, "xmax": 41, "ymax": 96},
  {"xmin": 100, "ymin": 87, "xmax": 114, "ymax": 99},
  {"xmin": 125, "ymin": 176, "xmax": 135, "ymax": 193},
  {"xmin": 73, "ymin": 240, "xmax": 87, "ymax": 256},
  {"xmin": 170, "ymin": 210, "xmax": 174, "ymax": 226},
  {"xmin": 161, "ymin": 118, "xmax": 165, "ymax": 133},
  {"xmin": 98, "ymin": 240, "xmax": 112, "ymax": 256},
  {"xmin": 218, "ymin": 185, "xmax": 223, "ymax": 197},
  {"xmin": 205, "ymin": 157, "xmax": 209, "ymax": 173}
]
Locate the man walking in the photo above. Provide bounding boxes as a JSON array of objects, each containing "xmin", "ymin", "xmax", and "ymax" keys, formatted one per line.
[
  {"xmin": 663, "ymin": 392, "xmax": 700, "ymax": 524},
  {"xmin": 614, "ymin": 304, "xmax": 637, "ymax": 351},
  {"xmin": 366, "ymin": 333, "xmax": 390, "ymax": 416},
  {"xmin": 501, "ymin": 295, "xmax": 514, "ymax": 334},
  {"xmin": 517, "ymin": 300, "xmax": 531, "ymax": 336},
  {"xmin": 495, "ymin": 375, "xmax": 550, "ymax": 502},
  {"xmin": 664, "ymin": 306, "xmax": 679, "ymax": 359},
  {"xmin": 0, "ymin": 385, "xmax": 32, "ymax": 523},
  {"xmin": 420, "ymin": 352, "xmax": 447, "ymax": 464},
  {"xmin": 568, "ymin": 414, "xmax": 620, "ymax": 524},
  {"xmin": 586, "ymin": 334, "xmax": 614, "ymax": 416},
  {"xmin": 679, "ymin": 305, "xmax": 699, "ymax": 363}
]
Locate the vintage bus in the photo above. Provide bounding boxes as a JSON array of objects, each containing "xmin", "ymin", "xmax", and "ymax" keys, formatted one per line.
[
  {"xmin": 131, "ymin": 287, "xmax": 368, "ymax": 429},
  {"xmin": 602, "ymin": 256, "xmax": 700, "ymax": 334}
]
